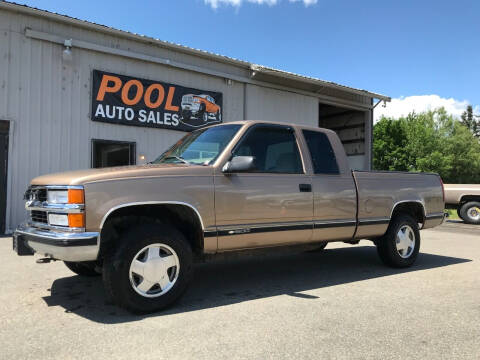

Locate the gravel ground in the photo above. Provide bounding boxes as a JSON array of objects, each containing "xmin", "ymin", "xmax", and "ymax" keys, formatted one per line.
[{"xmin": 0, "ymin": 221, "xmax": 479, "ymax": 359}]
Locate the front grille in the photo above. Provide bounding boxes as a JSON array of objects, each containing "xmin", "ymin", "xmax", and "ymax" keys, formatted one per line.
[
  {"xmin": 30, "ymin": 210, "xmax": 48, "ymax": 224},
  {"xmin": 24, "ymin": 187, "xmax": 47, "ymax": 202}
]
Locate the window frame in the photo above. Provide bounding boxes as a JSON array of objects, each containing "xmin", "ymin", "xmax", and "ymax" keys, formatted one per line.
[
  {"xmin": 229, "ymin": 123, "xmax": 305, "ymax": 175},
  {"xmin": 301, "ymin": 130, "xmax": 340, "ymax": 175},
  {"xmin": 91, "ymin": 139, "xmax": 136, "ymax": 168}
]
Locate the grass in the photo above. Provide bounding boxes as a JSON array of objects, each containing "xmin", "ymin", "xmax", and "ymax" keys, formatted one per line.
[{"xmin": 446, "ymin": 208, "xmax": 459, "ymax": 220}]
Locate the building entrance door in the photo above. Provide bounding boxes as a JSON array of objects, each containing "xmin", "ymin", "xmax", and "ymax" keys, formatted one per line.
[{"xmin": 0, "ymin": 121, "xmax": 10, "ymax": 234}]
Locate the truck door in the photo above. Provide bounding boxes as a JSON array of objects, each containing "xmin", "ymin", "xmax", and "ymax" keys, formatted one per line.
[
  {"xmin": 214, "ymin": 124, "xmax": 313, "ymax": 250},
  {"xmin": 302, "ymin": 130, "xmax": 357, "ymax": 241}
]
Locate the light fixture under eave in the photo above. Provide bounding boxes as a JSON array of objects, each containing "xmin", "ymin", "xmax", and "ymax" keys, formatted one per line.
[{"xmin": 62, "ymin": 39, "xmax": 73, "ymax": 62}]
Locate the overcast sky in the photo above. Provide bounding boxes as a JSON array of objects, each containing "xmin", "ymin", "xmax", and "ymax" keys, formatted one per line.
[{"xmin": 14, "ymin": 0, "xmax": 480, "ymax": 121}]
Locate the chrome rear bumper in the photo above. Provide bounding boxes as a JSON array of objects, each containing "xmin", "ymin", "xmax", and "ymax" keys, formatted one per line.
[{"xmin": 14, "ymin": 223, "xmax": 100, "ymax": 262}]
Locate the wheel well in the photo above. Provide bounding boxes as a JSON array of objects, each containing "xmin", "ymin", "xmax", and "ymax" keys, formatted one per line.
[
  {"xmin": 99, "ymin": 204, "xmax": 204, "ymax": 259},
  {"xmin": 391, "ymin": 202, "xmax": 425, "ymax": 224},
  {"xmin": 460, "ymin": 196, "xmax": 480, "ymax": 204}
]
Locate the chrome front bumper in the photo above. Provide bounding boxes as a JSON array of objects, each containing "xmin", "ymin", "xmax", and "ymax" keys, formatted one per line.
[{"xmin": 14, "ymin": 223, "xmax": 100, "ymax": 262}]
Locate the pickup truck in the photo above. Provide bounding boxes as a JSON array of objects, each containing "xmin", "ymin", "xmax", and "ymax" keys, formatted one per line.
[
  {"xmin": 444, "ymin": 184, "xmax": 480, "ymax": 224},
  {"xmin": 14, "ymin": 121, "xmax": 446, "ymax": 313}
]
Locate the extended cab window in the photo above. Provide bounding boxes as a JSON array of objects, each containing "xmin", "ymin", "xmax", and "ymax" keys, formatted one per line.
[
  {"xmin": 302, "ymin": 130, "xmax": 339, "ymax": 174},
  {"xmin": 233, "ymin": 126, "xmax": 303, "ymax": 174}
]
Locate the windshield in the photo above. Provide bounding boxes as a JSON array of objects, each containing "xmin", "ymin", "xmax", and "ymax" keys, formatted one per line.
[{"xmin": 153, "ymin": 124, "xmax": 242, "ymax": 165}]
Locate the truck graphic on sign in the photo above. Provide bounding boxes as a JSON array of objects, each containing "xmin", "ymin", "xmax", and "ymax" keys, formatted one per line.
[{"xmin": 180, "ymin": 94, "xmax": 222, "ymax": 124}]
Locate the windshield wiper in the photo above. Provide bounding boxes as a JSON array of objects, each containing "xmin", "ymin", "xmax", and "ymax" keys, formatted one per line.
[{"xmin": 163, "ymin": 156, "xmax": 190, "ymax": 164}]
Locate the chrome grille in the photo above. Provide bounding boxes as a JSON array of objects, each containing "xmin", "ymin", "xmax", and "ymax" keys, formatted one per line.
[
  {"xmin": 24, "ymin": 187, "xmax": 47, "ymax": 202},
  {"xmin": 182, "ymin": 95, "xmax": 193, "ymax": 104},
  {"xmin": 30, "ymin": 210, "xmax": 48, "ymax": 224}
]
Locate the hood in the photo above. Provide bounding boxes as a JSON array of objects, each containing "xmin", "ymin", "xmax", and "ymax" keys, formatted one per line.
[{"xmin": 30, "ymin": 163, "xmax": 213, "ymax": 186}]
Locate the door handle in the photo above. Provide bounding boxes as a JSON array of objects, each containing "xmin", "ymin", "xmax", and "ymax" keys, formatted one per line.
[{"xmin": 299, "ymin": 183, "xmax": 312, "ymax": 192}]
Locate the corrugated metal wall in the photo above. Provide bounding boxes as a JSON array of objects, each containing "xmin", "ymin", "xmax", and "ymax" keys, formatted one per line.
[
  {"xmin": 0, "ymin": 8, "xmax": 373, "ymax": 232},
  {"xmin": 245, "ymin": 84, "xmax": 318, "ymax": 126}
]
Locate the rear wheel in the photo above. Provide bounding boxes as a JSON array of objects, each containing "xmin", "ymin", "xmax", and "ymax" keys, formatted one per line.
[
  {"xmin": 459, "ymin": 201, "xmax": 480, "ymax": 224},
  {"xmin": 102, "ymin": 221, "xmax": 193, "ymax": 314},
  {"xmin": 308, "ymin": 242, "xmax": 327, "ymax": 252},
  {"xmin": 376, "ymin": 214, "xmax": 420, "ymax": 268},
  {"xmin": 64, "ymin": 261, "xmax": 100, "ymax": 276}
]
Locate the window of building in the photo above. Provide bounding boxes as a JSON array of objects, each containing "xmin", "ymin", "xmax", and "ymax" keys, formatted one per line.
[
  {"xmin": 233, "ymin": 125, "xmax": 303, "ymax": 173},
  {"xmin": 92, "ymin": 139, "xmax": 136, "ymax": 168},
  {"xmin": 302, "ymin": 130, "xmax": 339, "ymax": 174}
]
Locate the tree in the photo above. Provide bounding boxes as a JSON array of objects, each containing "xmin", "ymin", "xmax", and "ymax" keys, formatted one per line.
[
  {"xmin": 373, "ymin": 108, "xmax": 480, "ymax": 183},
  {"xmin": 461, "ymin": 105, "xmax": 480, "ymax": 138}
]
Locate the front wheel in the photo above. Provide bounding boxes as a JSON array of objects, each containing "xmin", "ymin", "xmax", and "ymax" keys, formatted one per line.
[
  {"xmin": 458, "ymin": 201, "xmax": 480, "ymax": 224},
  {"xmin": 102, "ymin": 222, "xmax": 193, "ymax": 314},
  {"xmin": 376, "ymin": 214, "xmax": 420, "ymax": 268},
  {"xmin": 202, "ymin": 111, "xmax": 208, "ymax": 122}
]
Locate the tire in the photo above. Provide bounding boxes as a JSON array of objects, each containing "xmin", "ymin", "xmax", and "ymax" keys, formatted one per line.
[
  {"xmin": 459, "ymin": 201, "xmax": 480, "ymax": 224},
  {"xmin": 215, "ymin": 110, "xmax": 221, "ymax": 122},
  {"xmin": 310, "ymin": 242, "xmax": 328, "ymax": 252},
  {"xmin": 102, "ymin": 221, "xmax": 193, "ymax": 314},
  {"xmin": 376, "ymin": 214, "xmax": 420, "ymax": 268},
  {"xmin": 64, "ymin": 261, "xmax": 100, "ymax": 277},
  {"xmin": 202, "ymin": 111, "xmax": 208, "ymax": 122}
]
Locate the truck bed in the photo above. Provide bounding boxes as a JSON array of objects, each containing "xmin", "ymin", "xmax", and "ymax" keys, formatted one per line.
[{"xmin": 353, "ymin": 170, "xmax": 445, "ymax": 238}]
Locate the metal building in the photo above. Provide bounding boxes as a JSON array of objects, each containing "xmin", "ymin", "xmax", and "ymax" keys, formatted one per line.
[{"xmin": 0, "ymin": 2, "xmax": 390, "ymax": 233}]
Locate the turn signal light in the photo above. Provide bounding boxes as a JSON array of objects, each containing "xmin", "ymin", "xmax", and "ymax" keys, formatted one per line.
[
  {"xmin": 68, "ymin": 213, "xmax": 85, "ymax": 228},
  {"xmin": 68, "ymin": 189, "xmax": 84, "ymax": 204}
]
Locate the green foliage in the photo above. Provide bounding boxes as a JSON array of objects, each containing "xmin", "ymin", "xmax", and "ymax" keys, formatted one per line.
[
  {"xmin": 373, "ymin": 108, "xmax": 480, "ymax": 183},
  {"xmin": 461, "ymin": 105, "xmax": 480, "ymax": 138}
]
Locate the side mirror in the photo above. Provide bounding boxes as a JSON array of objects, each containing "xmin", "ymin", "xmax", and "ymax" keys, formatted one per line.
[{"xmin": 222, "ymin": 156, "xmax": 256, "ymax": 173}]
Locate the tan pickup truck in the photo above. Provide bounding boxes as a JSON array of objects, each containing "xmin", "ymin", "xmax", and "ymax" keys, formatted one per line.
[
  {"xmin": 14, "ymin": 121, "xmax": 445, "ymax": 313},
  {"xmin": 444, "ymin": 184, "xmax": 480, "ymax": 224}
]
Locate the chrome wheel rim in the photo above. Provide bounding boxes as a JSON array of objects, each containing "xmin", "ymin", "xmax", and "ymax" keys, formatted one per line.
[
  {"xmin": 467, "ymin": 206, "xmax": 480, "ymax": 221},
  {"xmin": 395, "ymin": 225, "xmax": 415, "ymax": 258},
  {"xmin": 203, "ymin": 112, "xmax": 208, "ymax": 122},
  {"xmin": 129, "ymin": 243, "xmax": 180, "ymax": 298}
]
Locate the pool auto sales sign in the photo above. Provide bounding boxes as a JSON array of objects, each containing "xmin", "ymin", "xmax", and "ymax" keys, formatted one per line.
[{"xmin": 91, "ymin": 70, "xmax": 223, "ymax": 131}]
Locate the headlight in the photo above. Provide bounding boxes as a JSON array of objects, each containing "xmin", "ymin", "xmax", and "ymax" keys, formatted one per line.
[
  {"xmin": 48, "ymin": 213, "xmax": 69, "ymax": 227},
  {"xmin": 47, "ymin": 189, "xmax": 84, "ymax": 204},
  {"xmin": 47, "ymin": 190, "xmax": 68, "ymax": 204},
  {"xmin": 48, "ymin": 213, "xmax": 85, "ymax": 228}
]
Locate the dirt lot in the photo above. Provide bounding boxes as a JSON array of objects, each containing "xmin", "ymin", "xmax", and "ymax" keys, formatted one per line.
[{"xmin": 1, "ymin": 221, "xmax": 479, "ymax": 359}]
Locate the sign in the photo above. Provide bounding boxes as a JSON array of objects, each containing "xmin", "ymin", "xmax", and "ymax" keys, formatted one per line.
[{"xmin": 91, "ymin": 70, "xmax": 222, "ymax": 131}]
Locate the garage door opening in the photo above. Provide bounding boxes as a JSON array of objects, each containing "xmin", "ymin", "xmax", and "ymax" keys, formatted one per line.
[
  {"xmin": 92, "ymin": 139, "xmax": 136, "ymax": 168},
  {"xmin": 319, "ymin": 104, "xmax": 368, "ymax": 170}
]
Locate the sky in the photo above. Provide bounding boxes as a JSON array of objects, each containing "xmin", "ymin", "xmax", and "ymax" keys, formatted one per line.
[{"xmin": 13, "ymin": 0, "xmax": 480, "ymax": 121}]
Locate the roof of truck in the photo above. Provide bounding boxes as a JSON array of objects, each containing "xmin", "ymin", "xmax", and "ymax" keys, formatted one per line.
[{"xmin": 209, "ymin": 120, "xmax": 337, "ymax": 134}]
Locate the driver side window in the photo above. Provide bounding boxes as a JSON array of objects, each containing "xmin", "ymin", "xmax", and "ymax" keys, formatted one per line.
[{"xmin": 233, "ymin": 126, "xmax": 303, "ymax": 174}]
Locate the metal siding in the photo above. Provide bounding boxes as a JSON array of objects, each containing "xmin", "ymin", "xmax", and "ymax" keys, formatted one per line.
[{"xmin": 245, "ymin": 84, "xmax": 318, "ymax": 126}]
